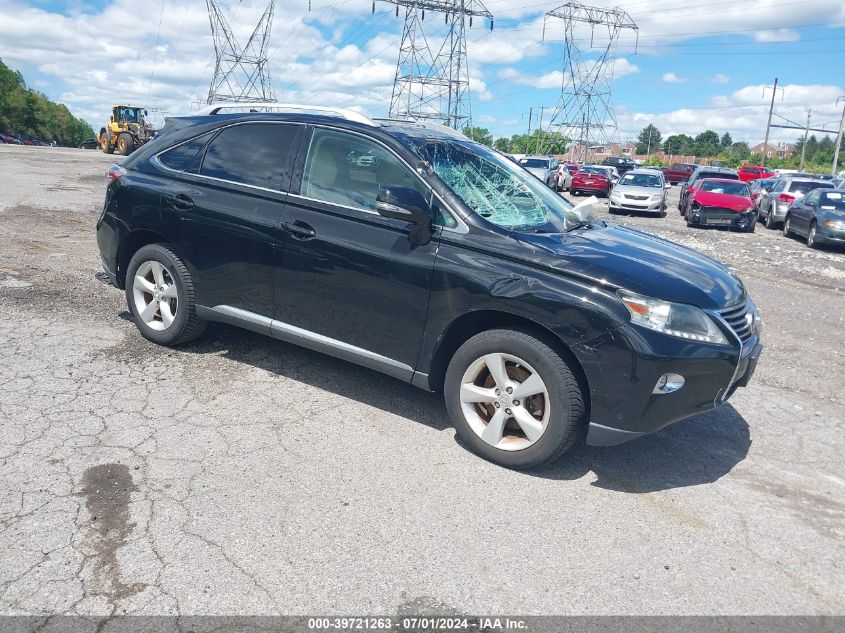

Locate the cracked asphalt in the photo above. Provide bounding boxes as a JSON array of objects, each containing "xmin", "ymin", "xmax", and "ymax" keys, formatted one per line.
[{"xmin": 1, "ymin": 145, "xmax": 843, "ymax": 617}]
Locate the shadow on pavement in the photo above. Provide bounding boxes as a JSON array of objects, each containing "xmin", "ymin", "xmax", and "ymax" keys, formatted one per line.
[{"xmin": 182, "ymin": 322, "xmax": 751, "ymax": 494}]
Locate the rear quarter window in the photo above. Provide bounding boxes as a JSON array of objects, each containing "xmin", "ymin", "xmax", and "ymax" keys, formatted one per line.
[{"xmin": 157, "ymin": 131, "xmax": 215, "ymax": 171}]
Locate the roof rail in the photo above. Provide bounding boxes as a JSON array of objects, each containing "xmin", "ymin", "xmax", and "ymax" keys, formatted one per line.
[
  {"xmin": 194, "ymin": 102, "xmax": 377, "ymax": 127},
  {"xmin": 372, "ymin": 117, "xmax": 467, "ymax": 139}
]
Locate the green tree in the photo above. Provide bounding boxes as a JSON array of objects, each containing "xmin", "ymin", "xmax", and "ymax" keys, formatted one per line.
[
  {"xmin": 0, "ymin": 57, "xmax": 94, "ymax": 145},
  {"xmin": 720, "ymin": 132, "xmax": 732, "ymax": 149},
  {"xmin": 663, "ymin": 134, "xmax": 695, "ymax": 155},
  {"xmin": 462, "ymin": 126, "xmax": 494, "ymax": 146},
  {"xmin": 729, "ymin": 141, "xmax": 750, "ymax": 159},
  {"xmin": 694, "ymin": 130, "xmax": 721, "ymax": 157},
  {"xmin": 493, "ymin": 137, "xmax": 510, "ymax": 152},
  {"xmin": 635, "ymin": 124, "xmax": 662, "ymax": 154}
]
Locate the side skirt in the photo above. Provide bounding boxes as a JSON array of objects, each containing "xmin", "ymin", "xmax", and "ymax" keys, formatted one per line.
[{"xmin": 196, "ymin": 305, "xmax": 416, "ymax": 383}]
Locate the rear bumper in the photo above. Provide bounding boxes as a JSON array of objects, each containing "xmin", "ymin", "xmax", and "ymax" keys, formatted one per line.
[{"xmin": 575, "ymin": 324, "xmax": 762, "ymax": 446}]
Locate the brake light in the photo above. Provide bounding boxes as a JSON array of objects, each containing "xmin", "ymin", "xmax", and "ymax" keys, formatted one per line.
[
  {"xmin": 107, "ymin": 165, "xmax": 127, "ymax": 181},
  {"xmin": 779, "ymin": 193, "xmax": 795, "ymax": 203}
]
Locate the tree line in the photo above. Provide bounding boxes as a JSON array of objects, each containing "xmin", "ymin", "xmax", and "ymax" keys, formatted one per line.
[{"xmin": 0, "ymin": 58, "xmax": 94, "ymax": 146}]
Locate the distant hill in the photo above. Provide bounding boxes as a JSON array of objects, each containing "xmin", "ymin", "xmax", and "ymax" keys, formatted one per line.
[{"xmin": 0, "ymin": 59, "xmax": 95, "ymax": 146}]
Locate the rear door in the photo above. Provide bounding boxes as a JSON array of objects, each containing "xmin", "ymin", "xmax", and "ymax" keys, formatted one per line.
[
  {"xmin": 163, "ymin": 121, "xmax": 305, "ymax": 317},
  {"xmin": 273, "ymin": 126, "xmax": 442, "ymax": 378}
]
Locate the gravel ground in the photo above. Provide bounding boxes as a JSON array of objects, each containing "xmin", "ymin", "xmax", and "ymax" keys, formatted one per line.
[{"xmin": 1, "ymin": 145, "xmax": 843, "ymax": 617}]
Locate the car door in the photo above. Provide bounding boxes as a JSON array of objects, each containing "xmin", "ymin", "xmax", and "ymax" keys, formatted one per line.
[
  {"xmin": 273, "ymin": 126, "xmax": 442, "ymax": 379},
  {"xmin": 792, "ymin": 189, "xmax": 818, "ymax": 234},
  {"xmin": 163, "ymin": 121, "xmax": 305, "ymax": 317}
]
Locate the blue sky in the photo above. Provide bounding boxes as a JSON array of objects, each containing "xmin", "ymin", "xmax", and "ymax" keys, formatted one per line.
[{"xmin": 2, "ymin": 0, "xmax": 843, "ymax": 145}]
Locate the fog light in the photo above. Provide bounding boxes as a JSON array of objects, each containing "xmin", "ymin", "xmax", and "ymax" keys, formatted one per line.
[{"xmin": 653, "ymin": 373, "xmax": 684, "ymax": 394}]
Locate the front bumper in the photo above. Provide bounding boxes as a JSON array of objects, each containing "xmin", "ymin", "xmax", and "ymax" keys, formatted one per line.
[
  {"xmin": 815, "ymin": 224, "xmax": 845, "ymax": 245},
  {"xmin": 574, "ymin": 322, "xmax": 762, "ymax": 447},
  {"xmin": 609, "ymin": 195, "xmax": 663, "ymax": 212},
  {"xmin": 689, "ymin": 207, "xmax": 756, "ymax": 229}
]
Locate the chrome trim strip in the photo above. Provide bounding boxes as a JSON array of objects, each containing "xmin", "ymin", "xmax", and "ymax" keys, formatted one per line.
[
  {"xmin": 200, "ymin": 305, "xmax": 414, "ymax": 382},
  {"xmin": 195, "ymin": 102, "xmax": 377, "ymax": 126},
  {"xmin": 709, "ymin": 309, "xmax": 744, "ymax": 403}
]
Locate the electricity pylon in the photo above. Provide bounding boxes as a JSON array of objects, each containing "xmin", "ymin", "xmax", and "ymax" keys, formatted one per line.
[
  {"xmin": 206, "ymin": 0, "xmax": 276, "ymax": 104},
  {"xmin": 378, "ymin": 0, "xmax": 493, "ymax": 130},
  {"xmin": 543, "ymin": 2, "xmax": 637, "ymax": 159}
]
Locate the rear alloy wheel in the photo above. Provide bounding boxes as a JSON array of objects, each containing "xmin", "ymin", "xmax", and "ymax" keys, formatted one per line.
[
  {"xmin": 125, "ymin": 244, "xmax": 206, "ymax": 346},
  {"xmin": 445, "ymin": 329, "xmax": 585, "ymax": 469},
  {"xmin": 807, "ymin": 222, "xmax": 818, "ymax": 249}
]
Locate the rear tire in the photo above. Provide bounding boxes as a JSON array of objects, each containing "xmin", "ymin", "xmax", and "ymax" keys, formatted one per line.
[
  {"xmin": 765, "ymin": 205, "xmax": 778, "ymax": 229},
  {"xmin": 100, "ymin": 129, "xmax": 114, "ymax": 154},
  {"xmin": 444, "ymin": 328, "xmax": 585, "ymax": 469},
  {"xmin": 125, "ymin": 244, "xmax": 206, "ymax": 346}
]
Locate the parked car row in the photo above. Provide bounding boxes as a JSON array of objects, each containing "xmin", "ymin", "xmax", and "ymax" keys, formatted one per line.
[{"xmin": 0, "ymin": 132, "xmax": 57, "ymax": 146}]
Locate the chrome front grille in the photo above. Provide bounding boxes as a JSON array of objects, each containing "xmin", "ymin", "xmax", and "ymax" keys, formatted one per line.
[{"xmin": 719, "ymin": 301, "xmax": 753, "ymax": 343}]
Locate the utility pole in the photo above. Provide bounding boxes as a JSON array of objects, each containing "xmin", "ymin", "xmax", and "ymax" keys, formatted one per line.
[
  {"xmin": 832, "ymin": 96, "xmax": 845, "ymax": 176},
  {"xmin": 761, "ymin": 77, "xmax": 779, "ymax": 166},
  {"xmin": 527, "ymin": 106, "xmax": 533, "ymax": 136},
  {"xmin": 535, "ymin": 106, "xmax": 546, "ymax": 154},
  {"xmin": 799, "ymin": 109, "xmax": 812, "ymax": 172}
]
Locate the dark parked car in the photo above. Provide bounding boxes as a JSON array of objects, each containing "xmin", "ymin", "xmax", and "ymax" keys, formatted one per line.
[
  {"xmin": 78, "ymin": 139, "xmax": 101, "ymax": 150},
  {"xmin": 601, "ymin": 156, "xmax": 638, "ymax": 176},
  {"xmin": 783, "ymin": 188, "xmax": 845, "ymax": 248},
  {"xmin": 683, "ymin": 179, "xmax": 756, "ymax": 232},
  {"xmin": 678, "ymin": 166, "xmax": 740, "ymax": 212},
  {"xmin": 96, "ymin": 104, "xmax": 762, "ymax": 469}
]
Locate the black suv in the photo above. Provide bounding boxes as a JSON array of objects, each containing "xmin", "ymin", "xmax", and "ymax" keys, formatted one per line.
[
  {"xmin": 96, "ymin": 104, "xmax": 762, "ymax": 469},
  {"xmin": 601, "ymin": 156, "xmax": 638, "ymax": 176},
  {"xmin": 678, "ymin": 166, "xmax": 740, "ymax": 212}
]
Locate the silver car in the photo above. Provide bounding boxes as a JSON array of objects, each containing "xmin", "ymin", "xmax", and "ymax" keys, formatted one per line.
[
  {"xmin": 759, "ymin": 176, "xmax": 834, "ymax": 229},
  {"xmin": 518, "ymin": 155, "xmax": 559, "ymax": 188},
  {"xmin": 608, "ymin": 168, "xmax": 669, "ymax": 215}
]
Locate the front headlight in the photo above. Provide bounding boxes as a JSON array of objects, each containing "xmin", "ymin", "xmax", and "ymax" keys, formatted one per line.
[
  {"xmin": 618, "ymin": 291, "xmax": 729, "ymax": 344},
  {"xmin": 823, "ymin": 220, "xmax": 845, "ymax": 230}
]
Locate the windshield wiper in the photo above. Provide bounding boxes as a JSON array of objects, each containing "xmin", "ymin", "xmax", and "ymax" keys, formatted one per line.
[{"xmin": 564, "ymin": 220, "xmax": 592, "ymax": 233}]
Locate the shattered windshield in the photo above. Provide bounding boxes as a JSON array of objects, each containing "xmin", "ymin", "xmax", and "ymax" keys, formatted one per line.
[{"xmin": 411, "ymin": 139, "xmax": 579, "ymax": 232}]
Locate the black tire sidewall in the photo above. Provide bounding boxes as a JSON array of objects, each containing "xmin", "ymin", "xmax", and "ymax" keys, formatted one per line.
[
  {"xmin": 125, "ymin": 245, "xmax": 192, "ymax": 345},
  {"xmin": 444, "ymin": 330, "xmax": 582, "ymax": 469}
]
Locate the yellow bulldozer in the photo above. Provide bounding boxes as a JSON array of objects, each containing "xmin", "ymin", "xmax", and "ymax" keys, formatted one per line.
[{"xmin": 98, "ymin": 105, "xmax": 156, "ymax": 155}]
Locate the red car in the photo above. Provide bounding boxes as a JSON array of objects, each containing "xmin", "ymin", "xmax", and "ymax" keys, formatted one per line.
[
  {"xmin": 684, "ymin": 178, "xmax": 757, "ymax": 232},
  {"xmin": 738, "ymin": 165, "xmax": 776, "ymax": 182},
  {"xmin": 661, "ymin": 162, "xmax": 697, "ymax": 185},
  {"xmin": 570, "ymin": 166, "xmax": 612, "ymax": 196}
]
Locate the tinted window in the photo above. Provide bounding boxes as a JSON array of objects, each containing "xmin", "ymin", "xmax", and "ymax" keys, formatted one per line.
[
  {"xmin": 789, "ymin": 181, "xmax": 834, "ymax": 195},
  {"xmin": 301, "ymin": 128, "xmax": 429, "ymax": 214},
  {"xmin": 200, "ymin": 123, "xmax": 300, "ymax": 190},
  {"xmin": 700, "ymin": 171, "xmax": 738, "ymax": 181},
  {"xmin": 158, "ymin": 131, "xmax": 214, "ymax": 171}
]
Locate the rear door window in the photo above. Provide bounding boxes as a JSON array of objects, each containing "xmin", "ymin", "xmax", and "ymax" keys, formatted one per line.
[{"xmin": 198, "ymin": 123, "xmax": 301, "ymax": 191}]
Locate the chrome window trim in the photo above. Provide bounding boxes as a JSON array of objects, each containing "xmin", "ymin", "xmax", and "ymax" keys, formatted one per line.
[{"xmin": 150, "ymin": 120, "xmax": 301, "ymax": 195}]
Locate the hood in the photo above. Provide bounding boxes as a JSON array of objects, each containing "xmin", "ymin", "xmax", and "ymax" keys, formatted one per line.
[
  {"xmin": 612, "ymin": 185, "xmax": 662, "ymax": 197},
  {"xmin": 693, "ymin": 190, "xmax": 751, "ymax": 211},
  {"xmin": 518, "ymin": 223, "xmax": 745, "ymax": 310}
]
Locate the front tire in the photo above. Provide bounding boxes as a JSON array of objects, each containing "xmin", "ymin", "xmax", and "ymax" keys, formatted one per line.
[
  {"xmin": 125, "ymin": 244, "xmax": 206, "ymax": 346},
  {"xmin": 444, "ymin": 329, "xmax": 585, "ymax": 469}
]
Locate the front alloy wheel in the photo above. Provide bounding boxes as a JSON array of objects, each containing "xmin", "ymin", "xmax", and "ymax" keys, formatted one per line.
[
  {"xmin": 459, "ymin": 353, "xmax": 549, "ymax": 451},
  {"xmin": 445, "ymin": 328, "xmax": 585, "ymax": 469}
]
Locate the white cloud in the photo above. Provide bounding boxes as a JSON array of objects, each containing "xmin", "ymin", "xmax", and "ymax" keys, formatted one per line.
[
  {"xmin": 711, "ymin": 73, "xmax": 730, "ymax": 84},
  {"xmin": 754, "ymin": 28, "xmax": 800, "ymax": 42},
  {"xmin": 662, "ymin": 72, "xmax": 686, "ymax": 84}
]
